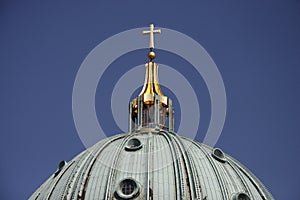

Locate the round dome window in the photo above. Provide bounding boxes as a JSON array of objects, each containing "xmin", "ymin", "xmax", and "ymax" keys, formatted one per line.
[
  {"xmin": 115, "ymin": 178, "xmax": 140, "ymax": 199},
  {"xmin": 125, "ymin": 138, "xmax": 143, "ymax": 151},
  {"xmin": 54, "ymin": 160, "xmax": 67, "ymax": 177},
  {"xmin": 232, "ymin": 192, "xmax": 251, "ymax": 200},
  {"xmin": 211, "ymin": 148, "xmax": 227, "ymax": 163}
]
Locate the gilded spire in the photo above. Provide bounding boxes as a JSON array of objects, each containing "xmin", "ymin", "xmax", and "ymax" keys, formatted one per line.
[{"xmin": 140, "ymin": 24, "xmax": 166, "ymax": 105}]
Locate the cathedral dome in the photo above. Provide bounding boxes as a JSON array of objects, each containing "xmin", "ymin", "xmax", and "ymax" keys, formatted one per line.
[
  {"xmin": 30, "ymin": 130, "xmax": 273, "ymax": 200},
  {"xmin": 30, "ymin": 24, "xmax": 274, "ymax": 200}
]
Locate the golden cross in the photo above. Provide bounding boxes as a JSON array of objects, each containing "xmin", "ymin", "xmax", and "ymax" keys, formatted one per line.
[{"xmin": 142, "ymin": 24, "xmax": 161, "ymax": 49}]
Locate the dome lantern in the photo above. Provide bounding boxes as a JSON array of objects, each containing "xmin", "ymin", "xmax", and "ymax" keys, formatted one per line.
[{"xmin": 129, "ymin": 24, "xmax": 174, "ymax": 133}]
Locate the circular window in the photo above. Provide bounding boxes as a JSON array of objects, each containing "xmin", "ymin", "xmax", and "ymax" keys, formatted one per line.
[
  {"xmin": 125, "ymin": 138, "xmax": 143, "ymax": 151},
  {"xmin": 232, "ymin": 192, "xmax": 251, "ymax": 200},
  {"xmin": 54, "ymin": 160, "xmax": 67, "ymax": 177},
  {"xmin": 211, "ymin": 148, "xmax": 226, "ymax": 163},
  {"xmin": 115, "ymin": 178, "xmax": 140, "ymax": 199}
]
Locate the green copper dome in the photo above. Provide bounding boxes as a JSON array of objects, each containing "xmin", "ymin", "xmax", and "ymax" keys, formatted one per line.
[{"xmin": 30, "ymin": 130, "xmax": 273, "ymax": 200}]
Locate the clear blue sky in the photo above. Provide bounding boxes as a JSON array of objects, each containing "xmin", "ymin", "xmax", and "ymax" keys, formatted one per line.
[{"xmin": 0, "ymin": 0, "xmax": 299, "ymax": 199}]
